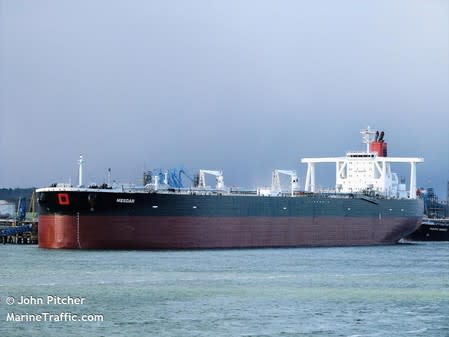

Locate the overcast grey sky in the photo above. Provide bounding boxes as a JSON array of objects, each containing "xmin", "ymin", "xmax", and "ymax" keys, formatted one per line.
[{"xmin": 1, "ymin": 1, "xmax": 448, "ymax": 196}]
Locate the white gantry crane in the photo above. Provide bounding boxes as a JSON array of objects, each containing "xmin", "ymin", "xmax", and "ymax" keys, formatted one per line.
[
  {"xmin": 197, "ymin": 170, "xmax": 225, "ymax": 190},
  {"xmin": 271, "ymin": 169, "xmax": 298, "ymax": 196}
]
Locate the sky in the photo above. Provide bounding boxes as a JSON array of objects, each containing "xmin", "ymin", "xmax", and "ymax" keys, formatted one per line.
[{"xmin": 1, "ymin": 0, "xmax": 448, "ymax": 197}]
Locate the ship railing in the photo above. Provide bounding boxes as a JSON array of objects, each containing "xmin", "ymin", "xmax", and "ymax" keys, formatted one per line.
[{"xmin": 146, "ymin": 186, "xmax": 231, "ymax": 196}]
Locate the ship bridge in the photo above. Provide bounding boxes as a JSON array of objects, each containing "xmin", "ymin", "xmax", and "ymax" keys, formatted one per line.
[{"xmin": 301, "ymin": 128, "xmax": 424, "ymax": 199}]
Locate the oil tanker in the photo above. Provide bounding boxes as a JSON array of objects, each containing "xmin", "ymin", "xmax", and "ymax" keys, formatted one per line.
[{"xmin": 37, "ymin": 128, "xmax": 424, "ymax": 249}]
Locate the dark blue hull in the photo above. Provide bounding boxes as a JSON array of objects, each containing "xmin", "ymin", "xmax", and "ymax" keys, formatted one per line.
[{"xmin": 37, "ymin": 190, "xmax": 423, "ymax": 249}]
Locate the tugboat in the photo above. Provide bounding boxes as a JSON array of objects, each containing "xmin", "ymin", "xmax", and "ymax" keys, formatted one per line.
[{"xmin": 406, "ymin": 187, "xmax": 449, "ymax": 241}]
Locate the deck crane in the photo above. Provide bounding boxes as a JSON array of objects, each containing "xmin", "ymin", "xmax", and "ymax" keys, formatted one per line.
[
  {"xmin": 271, "ymin": 169, "xmax": 298, "ymax": 196},
  {"xmin": 196, "ymin": 170, "xmax": 225, "ymax": 190},
  {"xmin": 175, "ymin": 169, "xmax": 194, "ymax": 188},
  {"xmin": 144, "ymin": 168, "xmax": 195, "ymax": 190}
]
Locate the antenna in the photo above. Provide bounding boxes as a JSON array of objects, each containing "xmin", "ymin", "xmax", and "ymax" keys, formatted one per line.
[{"xmin": 360, "ymin": 126, "xmax": 377, "ymax": 153}]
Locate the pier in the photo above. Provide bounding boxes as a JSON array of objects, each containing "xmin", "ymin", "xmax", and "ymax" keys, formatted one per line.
[
  {"xmin": 0, "ymin": 190, "xmax": 38, "ymax": 244},
  {"xmin": 0, "ymin": 219, "xmax": 38, "ymax": 244}
]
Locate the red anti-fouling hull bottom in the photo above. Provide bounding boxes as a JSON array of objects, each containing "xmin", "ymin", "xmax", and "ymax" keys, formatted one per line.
[{"xmin": 38, "ymin": 215, "xmax": 421, "ymax": 249}]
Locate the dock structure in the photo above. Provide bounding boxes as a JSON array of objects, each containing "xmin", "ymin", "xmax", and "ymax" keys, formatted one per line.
[
  {"xmin": 0, "ymin": 191, "xmax": 38, "ymax": 244},
  {"xmin": 0, "ymin": 219, "xmax": 38, "ymax": 244}
]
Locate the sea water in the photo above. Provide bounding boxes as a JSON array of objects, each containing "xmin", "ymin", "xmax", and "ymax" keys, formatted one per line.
[{"xmin": 0, "ymin": 243, "xmax": 448, "ymax": 337}]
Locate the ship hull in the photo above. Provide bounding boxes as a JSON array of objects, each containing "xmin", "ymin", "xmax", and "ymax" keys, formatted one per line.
[
  {"xmin": 38, "ymin": 214, "xmax": 421, "ymax": 249},
  {"xmin": 37, "ymin": 190, "xmax": 423, "ymax": 249}
]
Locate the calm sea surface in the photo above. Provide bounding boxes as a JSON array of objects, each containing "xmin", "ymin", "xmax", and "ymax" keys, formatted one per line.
[{"xmin": 0, "ymin": 243, "xmax": 448, "ymax": 337}]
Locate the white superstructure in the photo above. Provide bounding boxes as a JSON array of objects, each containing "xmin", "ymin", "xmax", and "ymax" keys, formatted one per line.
[{"xmin": 301, "ymin": 127, "xmax": 423, "ymax": 199}]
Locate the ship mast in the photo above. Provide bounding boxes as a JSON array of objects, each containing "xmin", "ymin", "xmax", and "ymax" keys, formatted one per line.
[
  {"xmin": 78, "ymin": 155, "xmax": 84, "ymax": 187},
  {"xmin": 360, "ymin": 126, "xmax": 378, "ymax": 153}
]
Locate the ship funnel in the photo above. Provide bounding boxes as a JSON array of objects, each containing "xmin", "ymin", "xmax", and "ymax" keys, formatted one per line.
[{"xmin": 369, "ymin": 133, "xmax": 388, "ymax": 157}]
